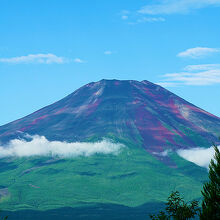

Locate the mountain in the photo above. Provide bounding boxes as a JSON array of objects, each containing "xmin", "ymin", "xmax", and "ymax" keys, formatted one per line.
[
  {"xmin": 1, "ymin": 79, "xmax": 220, "ymax": 150},
  {"xmin": 0, "ymin": 79, "xmax": 220, "ymax": 219}
]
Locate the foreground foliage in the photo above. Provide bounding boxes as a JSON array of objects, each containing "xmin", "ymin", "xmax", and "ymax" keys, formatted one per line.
[
  {"xmin": 149, "ymin": 191, "xmax": 200, "ymax": 220},
  {"xmin": 200, "ymin": 144, "xmax": 220, "ymax": 220}
]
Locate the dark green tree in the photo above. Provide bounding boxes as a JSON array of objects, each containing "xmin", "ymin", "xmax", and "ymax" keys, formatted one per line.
[
  {"xmin": 150, "ymin": 191, "xmax": 200, "ymax": 220},
  {"xmin": 200, "ymin": 144, "xmax": 220, "ymax": 220}
]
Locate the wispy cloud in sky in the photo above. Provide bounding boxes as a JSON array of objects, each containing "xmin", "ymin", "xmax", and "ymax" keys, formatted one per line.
[
  {"xmin": 184, "ymin": 63, "xmax": 220, "ymax": 71},
  {"xmin": 177, "ymin": 47, "xmax": 220, "ymax": 59},
  {"xmin": 158, "ymin": 63, "xmax": 220, "ymax": 86},
  {"xmin": 121, "ymin": 15, "xmax": 128, "ymax": 20},
  {"xmin": 74, "ymin": 58, "xmax": 86, "ymax": 63},
  {"xmin": 120, "ymin": 9, "xmax": 165, "ymax": 24},
  {"xmin": 123, "ymin": 0, "xmax": 220, "ymax": 24},
  {"xmin": 0, "ymin": 53, "xmax": 66, "ymax": 64},
  {"xmin": 135, "ymin": 17, "xmax": 165, "ymax": 24},
  {"xmin": 0, "ymin": 135, "xmax": 124, "ymax": 158},
  {"xmin": 104, "ymin": 51, "xmax": 113, "ymax": 55},
  {"xmin": 138, "ymin": 0, "xmax": 220, "ymax": 15},
  {"xmin": 120, "ymin": 10, "xmax": 130, "ymax": 20},
  {"xmin": 156, "ymin": 82, "xmax": 180, "ymax": 87}
]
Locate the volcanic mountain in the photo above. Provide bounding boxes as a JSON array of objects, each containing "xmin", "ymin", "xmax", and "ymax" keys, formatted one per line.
[
  {"xmin": 0, "ymin": 79, "xmax": 220, "ymax": 220},
  {"xmin": 1, "ymin": 79, "xmax": 220, "ymax": 152}
]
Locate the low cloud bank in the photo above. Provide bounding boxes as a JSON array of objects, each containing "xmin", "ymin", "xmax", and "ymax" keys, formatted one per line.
[
  {"xmin": 0, "ymin": 135, "xmax": 124, "ymax": 158},
  {"xmin": 177, "ymin": 146, "xmax": 220, "ymax": 169}
]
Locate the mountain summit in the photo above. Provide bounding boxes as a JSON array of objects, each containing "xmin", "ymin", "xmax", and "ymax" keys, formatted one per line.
[{"xmin": 1, "ymin": 79, "xmax": 220, "ymax": 154}]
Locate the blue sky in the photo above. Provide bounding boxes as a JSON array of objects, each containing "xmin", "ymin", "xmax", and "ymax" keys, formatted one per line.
[{"xmin": 1, "ymin": 0, "xmax": 220, "ymax": 125}]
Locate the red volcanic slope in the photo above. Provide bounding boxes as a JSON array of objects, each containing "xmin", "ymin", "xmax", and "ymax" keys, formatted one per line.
[{"xmin": 0, "ymin": 79, "xmax": 220, "ymax": 154}]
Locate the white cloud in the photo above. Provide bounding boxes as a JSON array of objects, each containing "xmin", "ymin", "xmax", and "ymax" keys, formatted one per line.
[
  {"xmin": 184, "ymin": 64, "xmax": 220, "ymax": 71},
  {"xmin": 158, "ymin": 63, "xmax": 220, "ymax": 86},
  {"xmin": 177, "ymin": 146, "xmax": 220, "ymax": 169},
  {"xmin": 127, "ymin": 17, "xmax": 165, "ymax": 25},
  {"xmin": 0, "ymin": 135, "xmax": 124, "ymax": 158},
  {"xmin": 0, "ymin": 54, "xmax": 66, "ymax": 64},
  {"xmin": 153, "ymin": 149, "xmax": 171, "ymax": 156},
  {"xmin": 177, "ymin": 47, "xmax": 220, "ymax": 59},
  {"xmin": 136, "ymin": 17, "xmax": 165, "ymax": 23},
  {"xmin": 138, "ymin": 0, "xmax": 220, "ymax": 15},
  {"xmin": 156, "ymin": 82, "xmax": 180, "ymax": 87},
  {"xmin": 120, "ymin": 10, "xmax": 130, "ymax": 20},
  {"xmin": 104, "ymin": 51, "xmax": 113, "ymax": 55},
  {"xmin": 121, "ymin": 15, "xmax": 128, "ymax": 20},
  {"xmin": 120, "ymin": 8, "xmax": 164, "ymax": 24},
  {"xmin": 152, "ymin": 146, "xmax": 219, "ymax": 169},
  {"xmin": 74, "ymin": 58, "xmax": 86, "ymax": 63}
]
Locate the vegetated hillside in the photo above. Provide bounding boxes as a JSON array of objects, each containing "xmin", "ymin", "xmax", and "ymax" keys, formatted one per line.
[
  {"xmin": 0, "ymin": 79, "xmax": 219, "ymax": 219},
  {"xmin": 0, "ymin": 146, "xmax": 208, "ymax": 219}
]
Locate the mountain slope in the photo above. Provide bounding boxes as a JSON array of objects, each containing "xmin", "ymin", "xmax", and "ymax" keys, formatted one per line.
[{"xmin": 1, "ymin": 79, "xmax": 220, "ymax": 152}]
